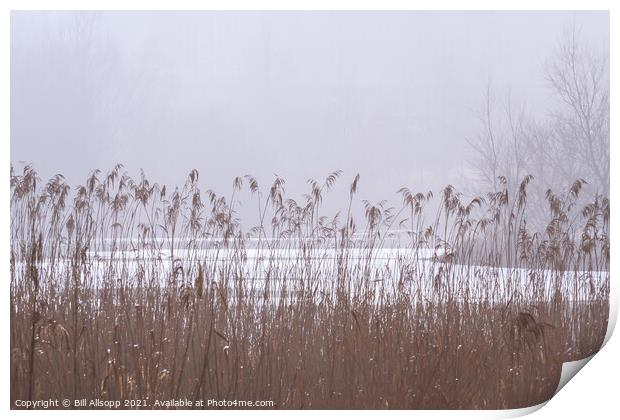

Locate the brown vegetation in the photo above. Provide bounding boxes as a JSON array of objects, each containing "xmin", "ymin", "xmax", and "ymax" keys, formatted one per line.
[{"xmin": 10, "ymin": 165, "xmax": 609, "ymax": 409}]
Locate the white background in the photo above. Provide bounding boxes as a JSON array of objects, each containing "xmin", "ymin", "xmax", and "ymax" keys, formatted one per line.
[{"xmin": 533, "ymin": 332, "xmax": 619, "ymax": 419}]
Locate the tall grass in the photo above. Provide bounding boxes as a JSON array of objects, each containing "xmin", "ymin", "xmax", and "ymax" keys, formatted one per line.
[{"xmin": 10, "ymin": 165, "xmax": 609, "ymax": 409}]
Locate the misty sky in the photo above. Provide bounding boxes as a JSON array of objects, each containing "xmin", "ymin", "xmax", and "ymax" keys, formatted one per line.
[{"xmin": 10, "ymin": 11, "xmax": 609, "ymax": 207}]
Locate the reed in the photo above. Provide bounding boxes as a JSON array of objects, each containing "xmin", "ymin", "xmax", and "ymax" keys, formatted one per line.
[{"xmin": 10, "ymin": 164, "xmax": 609, "ymax": 409}]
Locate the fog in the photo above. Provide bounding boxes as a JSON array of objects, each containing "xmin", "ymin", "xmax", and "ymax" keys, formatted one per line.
[{"xmin": 11, "ymin": 11, "xmax": 609, "ymax": 210}]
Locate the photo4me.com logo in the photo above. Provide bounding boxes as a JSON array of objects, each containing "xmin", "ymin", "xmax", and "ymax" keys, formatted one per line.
[{"xmin": 206, "ymin": 399, "xmax": 274, "ymax": 408}]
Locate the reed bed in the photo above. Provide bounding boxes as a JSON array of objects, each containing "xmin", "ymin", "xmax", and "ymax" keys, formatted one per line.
[{"xmin": 10, "ymin": 165, "xmax": 609, "ymax": 409}]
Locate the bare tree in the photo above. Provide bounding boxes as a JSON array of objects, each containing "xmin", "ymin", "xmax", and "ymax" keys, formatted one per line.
[
  {"xmin": 468, "ymin": 82, "xmax": 531, "ymax": 195},
  {"xmin": 539, "ymin": 26, "xmax": 609, "ymax": 195},
  {"xmin": 469, "ymin": 25, "xmax": 609, "ymax": 224}
]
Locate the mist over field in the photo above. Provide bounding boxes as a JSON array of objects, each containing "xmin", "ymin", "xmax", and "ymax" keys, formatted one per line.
[{"xmin": 11, "ymin": 11, "xmax": 608, "ymax": 211}]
